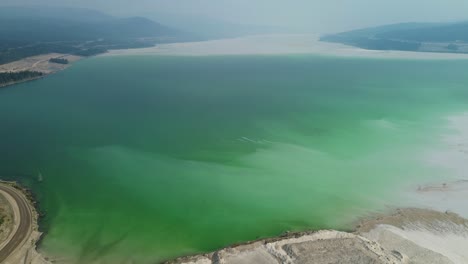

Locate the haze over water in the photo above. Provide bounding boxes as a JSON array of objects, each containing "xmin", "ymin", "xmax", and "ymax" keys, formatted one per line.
[{"xmin": 1, "ymin": 51, "xmax": 468, "ymax": 262}]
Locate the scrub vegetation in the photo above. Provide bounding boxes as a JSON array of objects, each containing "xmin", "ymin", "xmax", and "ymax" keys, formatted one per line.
[{"xmin": 0, "ymin": 71, "xmax": 44, "ymax": 86}]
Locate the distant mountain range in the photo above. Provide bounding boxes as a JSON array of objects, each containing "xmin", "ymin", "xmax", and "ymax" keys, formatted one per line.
[
  {"xmin": 321, "ymin": 22, "xmax": 468, "ymax": 53},
  {"xmin": 0, "ymin": 7, "xmax": 196, "ymax": 64},
  {"xmin": 0, "ymin": 7, "xmax": 192, "ymax": 42}
]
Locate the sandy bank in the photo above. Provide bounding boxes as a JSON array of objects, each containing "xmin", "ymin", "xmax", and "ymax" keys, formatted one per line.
[
  {"xmin": 359, "ymin": 208, "xmax": 468, "ymax": 264},
  {"xmin": 167, "ymin": 208, "xmax": 468, "ymax": 264},
  {"xmin": 106, "ymin": 34, "xmax": 468, "ymax": 60},
  {"xmin": 0, "ymin": 53, "xmax": 82, "ymax": 88},
  {"xmin": 0, "ymin": 53, "xmax": 81, "ymax": 74}
]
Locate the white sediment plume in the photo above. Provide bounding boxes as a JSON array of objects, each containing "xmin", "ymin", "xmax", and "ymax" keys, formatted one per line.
[
  {"xmin": 105, "ymin": 34, "xmax": 468, "ymax": 60},
  {"xmin": 405, "ymin": 112, "xmax": 468, "ymax": 218},
  {"xmin": 425, "ymin": 112, "xmax": 468, "ymax": 176}
]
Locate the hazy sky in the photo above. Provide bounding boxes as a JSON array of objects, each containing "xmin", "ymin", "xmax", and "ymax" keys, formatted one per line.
[{"xmin": 2, "ymin": 0, "xmax": 468, "ymax": 32}]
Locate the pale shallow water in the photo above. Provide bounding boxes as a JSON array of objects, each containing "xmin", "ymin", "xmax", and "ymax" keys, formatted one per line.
[{"xmin": 0, "ymin": 55, "xmax": 468, "ymax": 263}]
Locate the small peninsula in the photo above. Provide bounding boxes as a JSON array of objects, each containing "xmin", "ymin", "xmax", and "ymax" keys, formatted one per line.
[
  {"xmin": 321, "ymin": 22, "xmax": 468, "ymax": 53},
  {"xmin": 0, "ymin": 53, "xmax": 81, "ymax": 88},
  {"xmin": 0, "ymin": 6, "xmax": 197, "ymax": 87}
]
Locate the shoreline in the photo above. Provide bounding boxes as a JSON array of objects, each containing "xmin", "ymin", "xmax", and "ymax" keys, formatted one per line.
[
  {"xmin": 5, "ymin": 179, "xmax": 468, "ymax": 264},
  {"xmin": 0, "ymin": 180, "xmax": 50, "ymax": 264},
  {"xmin": 0, "ymin": 53, "xmax": 82, "ymax": 88},
  {"xmin": 3, "ymin": 34, "xmax": 468, "ymax": 90},
  {"xmin": 0, "ymin": 76, "xmax": 46, "ymax": 89},
  {"xmin": 164, "ymin": 111, "xmax": 468, "ymax": 263},
  {"xmin": 105, "ymin": 34, "xmax": 468, "ymax": 60},
  {"xmin": 166, "ymin": 208, "xmax": 468, "ymax": 264}
]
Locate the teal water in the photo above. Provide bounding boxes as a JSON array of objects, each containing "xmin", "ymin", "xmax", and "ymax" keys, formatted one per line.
[{"xmin": 0, "ymin": 55, "xmax": 468, "ymax": 263}]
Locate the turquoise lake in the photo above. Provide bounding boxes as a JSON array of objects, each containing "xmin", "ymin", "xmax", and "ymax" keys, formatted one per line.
[{"xmin": 0, "ymin": 55, "xmax": 467, "ymax": 263}]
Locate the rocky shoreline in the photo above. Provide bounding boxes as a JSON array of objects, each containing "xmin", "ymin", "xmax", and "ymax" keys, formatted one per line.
[{"xmin": 6, "ymin": 183, "xmax": 466, "ymax": 264}]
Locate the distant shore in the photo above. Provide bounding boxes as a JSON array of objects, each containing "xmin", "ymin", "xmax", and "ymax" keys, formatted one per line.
[
  {"xmin": 0, "ymin": 53, "xmax": 82, "ymax": 88},
  {"xmin": 106, "ymin": 34, "xmax": 468, "ymax": 60},
  {"xmin": 3, "ymin": 34, "xmax": 468, "ymax": 90}
]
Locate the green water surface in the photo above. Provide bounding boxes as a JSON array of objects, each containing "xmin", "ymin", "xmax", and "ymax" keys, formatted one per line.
[{"xmin": 0, "ymin": 55, "xmax": 468, "ymax": 263}]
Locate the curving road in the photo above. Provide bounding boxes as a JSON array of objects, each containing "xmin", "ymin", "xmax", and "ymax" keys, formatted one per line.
[{"xmin": 0, "ymin": 184, "xmax": 33, "ymax": 262}]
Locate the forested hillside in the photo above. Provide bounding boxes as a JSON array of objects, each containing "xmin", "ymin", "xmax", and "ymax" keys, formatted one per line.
[
  {"xmin": 321, "ymin": 22, "xmax": 468, "ymax": 53},
  {"xmin": 0, "ymin": 7, "xmax": 194, "ymax": 64}
]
